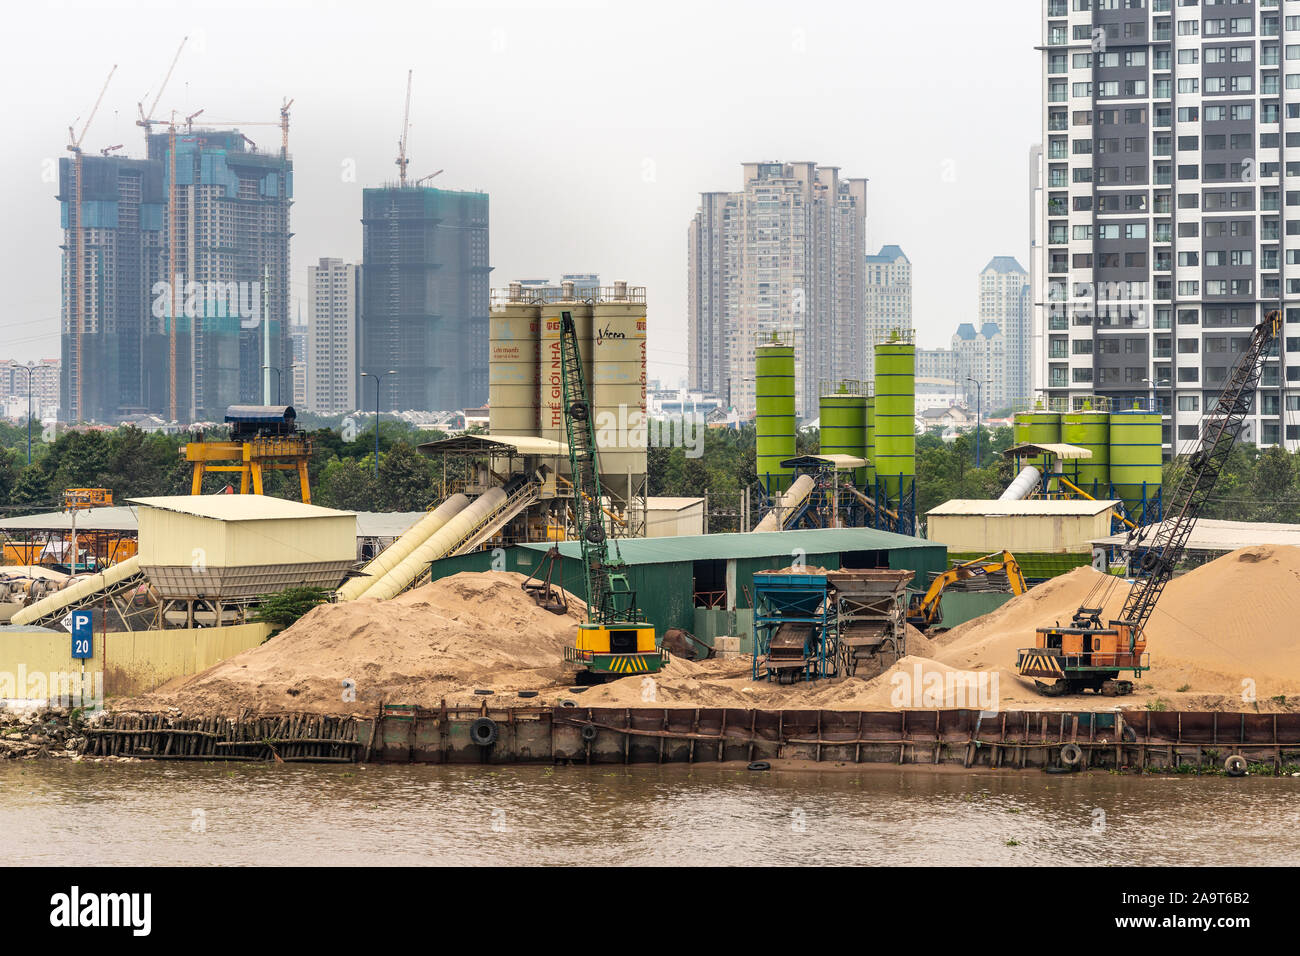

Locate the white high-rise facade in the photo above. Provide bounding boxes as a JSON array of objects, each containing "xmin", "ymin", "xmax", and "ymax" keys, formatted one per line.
[
  {"xmin": 688, "ymin": 161, "xmax": 868, "ymax": 418},
  {"xmin": 865, "ymin": 245, "xmax": 913, "ymax": 384},
  {"xmin": 979, "ymin": 256, "xmax": 1031, "ymax": 407},
  {"xmin": 307, "ymin": 258, "xmax": 359, "ymax": 415},
  {"xmin": 1036, "ymin": 0, "xmax": 1300, "ymax": 451}
]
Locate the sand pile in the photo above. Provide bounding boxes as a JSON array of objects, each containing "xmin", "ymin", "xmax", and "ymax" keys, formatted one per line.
[
  {"xmin": 127, "ymin": 572, "xmax": 589, "ymax": 715},
  {"xmin": 121, "ymin": 548, "xmax": 1300, "ymax": 717}
]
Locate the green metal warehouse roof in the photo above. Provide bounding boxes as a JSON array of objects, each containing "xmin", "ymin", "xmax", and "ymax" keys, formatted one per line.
[{"xmin": 519, "ymin": 528, "xmax": 939, "ymax": 565}]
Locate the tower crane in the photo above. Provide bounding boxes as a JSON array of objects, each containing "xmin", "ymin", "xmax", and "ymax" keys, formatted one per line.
[
  {"xmin": 136, "ymin": 36, "xmax": 188, "ymax": 150},
  {"xmin": 1017, "ymin": 310, "xmax": 1283, "ymax": 695},
  {"xmin": 556, "ymin": 310, "xmax": 666, "ymax": 680},
  {"xmin": 396, "ymin": 70, "xmax": 413, "ymax": 186},
  {"xmin": 66, "ymin": 63, "xmax": 117, "ymax": 424}
]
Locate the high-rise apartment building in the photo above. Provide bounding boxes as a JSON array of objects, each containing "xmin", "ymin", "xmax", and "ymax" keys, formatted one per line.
[
  {"xmin": 359, "ymin": 186, "xmax": 489, "ymax": 413},
  {"xmin": 58, "ymin": 154, "xmax": 166, "ymax": 422},
  {"xmin": 145, "ymin": 129, "xmax": 292, "ymax": 423},
  {"xmin": 865, "ymin": 245, "xmax": 913, "ymax": 383},
  {"xmin": 1037, "ymin": 0, "xmax": 1300, "ymax": 450},
  {"xmin": 953, "ymin": 322, "xmax": 1009, "ymax": 411},
  {"xmin": 688, "ymin": 162, "xmax": 868, "ymax": 417},
  {"xmin": 306, "ymin": 258, "xmax": 359, "ymax": 415},
  {"xmin": 979, "ymin": 256, "xmax": 1031, "ymax": 406},
  {"xmin": 2, "ymin": 359, "xmax": 61, "ymax": 420}
]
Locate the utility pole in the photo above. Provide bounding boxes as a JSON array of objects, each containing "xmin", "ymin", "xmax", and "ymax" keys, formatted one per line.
[
  {"xmin": 966, "ymin": 377, "xmax": 983, "ymax": 468},
  {"xmin": 9, "ymin": 362, "xmax": 36, "ymax": 464}
]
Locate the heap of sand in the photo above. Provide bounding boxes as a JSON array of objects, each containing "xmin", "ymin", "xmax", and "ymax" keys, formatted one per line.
[{"xmin": 121, "ymin": 548, "xmax": 1300, "ymax": 716}]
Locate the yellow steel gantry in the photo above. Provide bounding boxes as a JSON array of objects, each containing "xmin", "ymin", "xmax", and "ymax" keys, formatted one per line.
[{"xmin": 184, "ymin": 435, "xmax": 313, "ymax": 502}]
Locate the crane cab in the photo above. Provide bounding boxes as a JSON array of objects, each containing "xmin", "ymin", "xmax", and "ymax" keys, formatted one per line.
[
  {"xmin": 1017, "ymin": 621, "xmax": 1149, "ymax": 696},
  {"xmin": 565, "ymin": 622, "xmax": 665, "ymax": 677}
]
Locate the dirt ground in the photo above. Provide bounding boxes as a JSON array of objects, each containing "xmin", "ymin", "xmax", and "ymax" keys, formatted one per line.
[{"xmin": 118, "ymin": 547, "xmax": 1300, "ymax": 716}]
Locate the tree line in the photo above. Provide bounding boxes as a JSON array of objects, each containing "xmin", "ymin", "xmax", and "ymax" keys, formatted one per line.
[{"xmin": 2, "ymin": 417, "xmax": 1298, "ymax": 525}]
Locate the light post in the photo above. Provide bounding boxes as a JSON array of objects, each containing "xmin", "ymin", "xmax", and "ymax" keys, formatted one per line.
[
  {"xmin": 966, "ymin": 377, "xmax": 984, "ymax": 468},
  {"xmin": 8, "ymin": 361, "xmax": 36, "ymax": 465},
  {"xmin": 360, "ymin": 370, "xmax": 397, "ymax": 478},
  {"xmin": 261, "ymin": 365, "xmax": 282, "ymax": 405}
]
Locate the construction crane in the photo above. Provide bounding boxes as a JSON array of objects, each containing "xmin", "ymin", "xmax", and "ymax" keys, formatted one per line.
[
  {"xmin": 188, "ymin": 99, "xmax": 293, "ymax": 158},
  {"xmin": 396, "ymin": 70, "xmax": 413, "ymax": 186},
  {"xmin": 415, "ymin": 169, "xmax": 443, "ymax": 186},
  {"xmin": 556, "ymin": 310, "xmax": 666, "ymax": 680},
  {"xmin": 1017, "ymin": 309, "xmax": 1283, "ymax": 696},
  {"xmin": 136, "ymin": 36, "xmax": 188, "ymax": 150},
  {"xmin": 66, "ymin": 63, "xmax": 118, "ymax": 424},
  {"xmin": 907, "ymin": 550, "xmax": 1026, "ymax": 632}
]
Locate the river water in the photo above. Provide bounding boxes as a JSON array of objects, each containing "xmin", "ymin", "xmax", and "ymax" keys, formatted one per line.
[{"xmin": 2, "ymin": 761, "xmax": 1297, "ymax": 866}]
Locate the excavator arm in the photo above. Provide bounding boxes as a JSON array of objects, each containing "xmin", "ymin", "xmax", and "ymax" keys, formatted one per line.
[{"xmin": 908, "ymin": 551, "xmax": 1026, "ymax": 630}]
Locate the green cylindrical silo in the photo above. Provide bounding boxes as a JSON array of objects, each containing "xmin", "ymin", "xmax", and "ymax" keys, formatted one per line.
[
  {"xmin": 756, "ymin": 342, "xmax": 796, "ymax": 492},
  {"xmin": 819, "ymin": 386, "xmax": 867, "ymax": 486},
  {"xmin": 873, "ymin": 340, "xmax": 915, "ymax": 501},
  {"xmin": 1109, "ymin": 408, "xmax": 1163, "ymax": 520},
  {"xmin": 1013, "ymin": 408, "xmax": 1061, "ymax": 491},
  {"xmin": 864, "ymin": 394, "xmax": 876, "ymax": 486},
  {"xmin": 1061, "ymin": 409, "xmax": 1110, "ymax": 495}
]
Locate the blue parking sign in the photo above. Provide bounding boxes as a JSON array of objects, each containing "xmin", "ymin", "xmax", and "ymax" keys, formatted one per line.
[{"xmin": 71, "ymin": 611, "xmax": 93, "ymax": 659}]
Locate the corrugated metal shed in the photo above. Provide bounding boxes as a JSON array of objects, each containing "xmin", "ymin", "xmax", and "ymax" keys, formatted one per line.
[
  {"xmin": 416, "ymin": 434, "xmax": 568, "ymax": 457},
  {"xmin": 1092, "ymin": 518, "xmax": 1300, "ymax": 552},
  {"xmin": 130, "ymin": 496, "xmax": 356, "ymax": 570},
  {"xmin": 426, "ymin": 528, "xmax": 946, "ymax": 639},
  {"xmin": 128, "ymin": 496, "xmax": 353, "ymax": 521},
  {"xmin": 515, "ymin": 527, "xmax": 935, "ymax": 564},
  {"xmin": 1003, "ymin": 442, "xmax": 1093, "ymax": 460},
  {"xmin": 928, "ymin": 498, "xmax": 1118, "ymax": 517},
  {"xmin": 0, "ymin": 506, "xmax": 139, "ymax": 533}
]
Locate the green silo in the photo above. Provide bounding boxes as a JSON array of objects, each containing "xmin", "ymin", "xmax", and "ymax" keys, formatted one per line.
[
  {"xmin": 1109, "ymin": 408, "xmax": 1163, "ymax": 521},
  {"xmin": 820, "ymin": 385, "xmax": 867, "ymax": 486},
  {"xmin": 873, "ymin": 339, "xmax": 915, "ymax": 501},
  {"xmin": 755, "ymin": 341, "xmax": 796, "ymax": 492},
  {"xmin": 1013, "ymin": 408, "xmax": 1061, "ymax": 491},
  {"xmin": 865, "ymin": 393, "xmax": 876, "ymax": 486},
  {"xmin": 1061, "ymin": 408, "xmax": 1110, "ymax": 495}
]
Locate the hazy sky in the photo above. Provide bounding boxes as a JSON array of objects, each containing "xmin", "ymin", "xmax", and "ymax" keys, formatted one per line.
[{"xmin": 1, "ymin": 0, "xmax": 1040, "ymax": 384}]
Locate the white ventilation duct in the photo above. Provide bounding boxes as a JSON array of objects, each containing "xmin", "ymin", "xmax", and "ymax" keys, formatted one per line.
[
  {"xmin": 999, "ymin": 465, "xmax": 1042, "ymax": 502},
  {"xmin": 337, "ymin": 494, "xmax": 470, "ymax": 601},
  {"xmin": 753, "ymin": 474, "xmax": 815, "ymax": 532}
]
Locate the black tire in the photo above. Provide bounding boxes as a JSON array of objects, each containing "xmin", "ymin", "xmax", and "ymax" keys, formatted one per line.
[
  {"xmin": 747, "ymin": 761, "xmax": 771, "ymax": 771},
  {"xmin": 580, "ymin": 723, "xmax": 599, "ymax": 742},
  {"xmin": 584, "ymin": 523, "xmax": 605, "ymax": 544},
  {"xmin": 569, "ymin": 401, "xmax": 589, "ymax": 421},
  {"xmin": 1224, "ymin": 754, "xmax": 1247, "ymax": 777},
  {"xmin": 1044, "ymin": 765, "xmax": 1071, "ymax": 775},
  {"xmin": 473, "ymin": 689, "xmax": 493, "ymax": 696},
  {"xmin": 1060, "ymin": 743, "xmax": 1084, "ymax": 768},
  {"xmin": 469, "ymin": 717, "xmax": 498, "ymax": 748},
  {"xmin": 517, "ymin": 690, "xmax": 538, "ymax": 699},
  {"xmin": 560, "ymin": 699, "xmax": 577, "ymax": 708}
]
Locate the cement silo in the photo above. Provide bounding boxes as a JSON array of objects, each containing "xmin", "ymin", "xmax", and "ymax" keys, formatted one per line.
[
  {"xmin": 755, "ymin": 339, "xmax": 796, "ymax": 492},
  {"xmin": 591, "ymin": 282, "xmax": 647, "ymax": 503},
  {"xmin": 1109, "ymin": 407, "xmax": 1163, "ymax": 521},
  {"xmin": 864, "ymin": 393, "xmax": 876, "ymax": 486},
  {"xmin": 1013, "ymin": 406, "xmax": 1061, "ymax": 491},
  {"xmin": 1061, "ymin": 406, "xmax": 1110, "ymax": 495},
  {"xmin": 489, "ymin": 289, "xmax": 541, "ymax": 437},
  {"xmin": 872, "ymin": 337, "xmax": 915, "ymax": 503},
  {"xmin": 819, "ymin": 383, "xmax": 867, "ymax": 486},
  {"xmin": 539, "ymin": 298, "xmax": 593, "ymax": 453}
]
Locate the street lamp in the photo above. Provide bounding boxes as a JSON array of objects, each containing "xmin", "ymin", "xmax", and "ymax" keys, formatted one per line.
[
  {"xmin": 966, "ymin": 377, "xmax": 985, "ymax": 468},
  {"xmin": 360, "ymin": 370, "xmax": 397, "ymax": 477},
  {"xmin": 260, "ymin": 365, "xmax": 282, "ymax": 405},
  {"xmin": 8, "ymin": 361, "xmax": 36, "ymax": 465}
]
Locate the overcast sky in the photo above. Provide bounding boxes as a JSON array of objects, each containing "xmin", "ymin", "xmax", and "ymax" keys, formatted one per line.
[{"xmin": 1, "ymin": 0, "xmax": 1040, "ymax": 384}]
